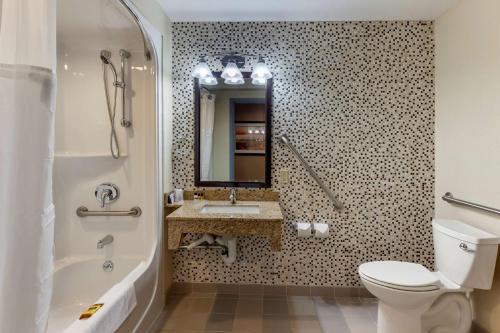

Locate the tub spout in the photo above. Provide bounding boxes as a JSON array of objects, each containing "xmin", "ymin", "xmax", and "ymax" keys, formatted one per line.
[{"xmin": 97, "ymin": 235, "xmax": 114, "ymax": 249}]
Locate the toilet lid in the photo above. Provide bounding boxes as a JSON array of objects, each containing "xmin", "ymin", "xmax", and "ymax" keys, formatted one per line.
[{"xmin": 359, "ymin": 261, "xmax": 440, "ymax": 290}]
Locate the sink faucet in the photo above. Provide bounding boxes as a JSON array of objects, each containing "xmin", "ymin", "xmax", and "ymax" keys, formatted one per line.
[
  {"xmin": 97, "ymin": 235, "xmax": 114, "ymax": 249},
  {"xmin": 229, "ymin": 188, "xmax": 237, "ymax": 204}
]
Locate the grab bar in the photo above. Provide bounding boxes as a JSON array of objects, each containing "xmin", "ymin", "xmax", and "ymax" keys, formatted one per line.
[
  {"xmin": 280, "ymin": 134, "xmax": 344, "ymax": 210},
  {"xmin": 76, "ymin": 206, "xmax": 142, "ymax": 217},
  {"xmin": 442, "ymin": 192, "xmax": 500, "ymax": 216}
]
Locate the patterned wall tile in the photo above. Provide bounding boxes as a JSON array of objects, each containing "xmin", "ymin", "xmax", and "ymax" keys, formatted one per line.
[{"xmin": 171, "ymin": 21, "xmax": 435, "ymax": 287}]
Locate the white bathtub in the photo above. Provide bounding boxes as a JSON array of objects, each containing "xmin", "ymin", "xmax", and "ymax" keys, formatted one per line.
[{"xmin": 47, "ymin": 257, "xmax": 145, "ymax": 333}]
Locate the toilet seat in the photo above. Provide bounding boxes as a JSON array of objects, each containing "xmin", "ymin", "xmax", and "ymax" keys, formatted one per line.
[{"xmin": 359, "ymin": 261, "xmax": 441, "ymax": 292}]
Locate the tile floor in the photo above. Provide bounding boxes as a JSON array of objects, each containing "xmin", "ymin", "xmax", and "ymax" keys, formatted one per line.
[{"xmin": 155, "ymin": 292, "xmax": 378, "ymax": 333}]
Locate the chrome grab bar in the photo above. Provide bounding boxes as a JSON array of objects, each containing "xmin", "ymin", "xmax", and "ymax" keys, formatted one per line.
[
  {"xmin": 442, "ymin": 192, "xmax": 500, "ymax": 216},
  {"xmin": 280, "ymin": 134, "xmax": 344, "ymax": 210},
  {"xmin": 76, "ymin": 206, "xmax": 142, "ymax": 217}
]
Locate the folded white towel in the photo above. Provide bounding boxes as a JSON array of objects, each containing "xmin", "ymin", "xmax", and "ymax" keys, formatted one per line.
[
  {"xmin": 313, "ymin": 223, "xmax": 329, "ymax": 238},
  {"xmin": 63, "ymin": 281, "xmax": 137, "ymax": 333},
  {"xmin": 296, "ymin": 222, "xmax": 312, "ymax": 237}
]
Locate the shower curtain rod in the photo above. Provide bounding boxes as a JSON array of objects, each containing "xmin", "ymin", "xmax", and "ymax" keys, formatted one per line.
[{"xmin": 119, "ymin": 0, "xmax": 152, "ymax": 61}]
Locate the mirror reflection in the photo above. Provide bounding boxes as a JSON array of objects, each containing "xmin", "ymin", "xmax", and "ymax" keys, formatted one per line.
[{"xmin": 197, "ymin": 76, "xmax": 270, "ymax": 185}]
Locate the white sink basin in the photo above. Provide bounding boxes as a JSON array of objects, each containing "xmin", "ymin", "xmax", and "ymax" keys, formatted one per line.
[{"xmin": 200, "ymin": 204, "xmax": 260, "ymax": 215}]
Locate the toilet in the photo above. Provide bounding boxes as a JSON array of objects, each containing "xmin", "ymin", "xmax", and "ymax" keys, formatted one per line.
[{"xmin": 359, "ymin": 219, "xmax": 500, "ymax": 333}]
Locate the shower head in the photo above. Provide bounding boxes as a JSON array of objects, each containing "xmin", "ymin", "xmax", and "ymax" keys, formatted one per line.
[
  {"xmin": 100, "ymin": 50, "xmax": 118, "ymax": 82},
  {"xmin": 100, "ymin": 50, "xmax": 112, "ymax": 64}
]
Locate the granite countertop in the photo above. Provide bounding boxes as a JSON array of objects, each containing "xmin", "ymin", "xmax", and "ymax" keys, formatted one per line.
[{"xmin": 166, "ymin": 200, "xmax": 283, "ymax": 222}]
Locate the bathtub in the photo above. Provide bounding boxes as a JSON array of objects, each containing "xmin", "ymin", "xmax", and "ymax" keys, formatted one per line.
[{"xmin": 47, "ymin": 256, "xmax": 146, "ymax": 333}]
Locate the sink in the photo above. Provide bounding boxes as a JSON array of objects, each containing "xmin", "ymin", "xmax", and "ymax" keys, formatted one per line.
[{"xmin": 200, "ymin": 204, "xmax": 260, "ymax": 215}]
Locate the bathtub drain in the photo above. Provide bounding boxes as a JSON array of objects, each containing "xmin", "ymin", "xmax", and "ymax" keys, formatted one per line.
[{"xmin": 103, "ymin": 260, "xmax": 114, "ymax": 272}]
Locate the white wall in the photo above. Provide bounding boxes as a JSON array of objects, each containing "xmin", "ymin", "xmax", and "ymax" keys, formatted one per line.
[
  {"xmin": 435, "ymin": 0, "xmax": 500, "ymax": 331},
  {"xmin": 436, "ymin": 0, "xmax": 500, "ymax": 234}
]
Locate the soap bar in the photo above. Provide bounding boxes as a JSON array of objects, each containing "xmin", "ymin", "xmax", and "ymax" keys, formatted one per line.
[{"xmin": 79, "ymin": 303, "xmax": 104, "ymax": 320}]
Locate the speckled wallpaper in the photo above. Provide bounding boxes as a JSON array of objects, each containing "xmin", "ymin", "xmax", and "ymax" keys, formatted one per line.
[{"xmin": 171, "ymin": 21, "xmax": 435, "ymax": 287}]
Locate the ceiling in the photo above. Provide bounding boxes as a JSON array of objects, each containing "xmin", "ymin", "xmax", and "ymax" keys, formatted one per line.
[{"xmin": 159, "ymin": 0, "xmax": 458, "ymax": 22}]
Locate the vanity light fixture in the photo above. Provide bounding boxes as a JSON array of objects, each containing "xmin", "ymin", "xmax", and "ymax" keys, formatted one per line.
[
  {"xmin": 200, "ymin": 76, "xmax": 218, "ymax": 86},
  {"xmin": 221, "ymin": 62, "xmax": 243, "ymax": 80},
  {"xmin": 252, "ymin": 77, "xmax": 267, "ymax": 86},
  {"xmin": 224, "ymin": 77, "xmax": 245, "ymax": 85},
  {"xmin": 251, "ymin": 57, "xmax": 272, "ymax": 80},
  {"xmin": 192, "ymin": 52, "xmax": 272, "ymax": 86},
  {"xmin": 191, "ymin": 57, "xmax": 212, "ymax": 79}
]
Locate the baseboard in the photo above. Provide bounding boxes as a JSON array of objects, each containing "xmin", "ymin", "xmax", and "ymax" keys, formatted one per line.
[
  {"xmin": 471, "ymin": 322, "xmax": 491, "ymax": 333},
  {"xmin": 169, "ymin": 282, "xmax": 374, "ymax": 298}
]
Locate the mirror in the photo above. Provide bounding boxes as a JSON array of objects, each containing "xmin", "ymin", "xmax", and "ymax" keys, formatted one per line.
[{"xmin": 194, "ymin": 72, "xmax": 272, "ymax": 188}]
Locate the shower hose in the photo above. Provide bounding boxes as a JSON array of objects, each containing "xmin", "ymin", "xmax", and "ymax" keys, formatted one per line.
[{"xmin": 102, "ymin": 63, "xmax": 120, "ymax": 159}]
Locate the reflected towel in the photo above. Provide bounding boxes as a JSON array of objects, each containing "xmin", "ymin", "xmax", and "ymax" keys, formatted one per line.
[{"xmin": 63, "ymin": 282, "xmax": 137, "ymax": 333}]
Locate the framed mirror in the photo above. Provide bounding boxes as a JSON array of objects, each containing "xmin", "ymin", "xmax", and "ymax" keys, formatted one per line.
[{"xmin": 194, "ymin": 72, "xmax": 272, "ymax": 188}]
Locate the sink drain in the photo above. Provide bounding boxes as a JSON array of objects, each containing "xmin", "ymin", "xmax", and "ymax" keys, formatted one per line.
[{"xmin": 102, "ymin": 260, "xmax": 114, "ymax": 272}]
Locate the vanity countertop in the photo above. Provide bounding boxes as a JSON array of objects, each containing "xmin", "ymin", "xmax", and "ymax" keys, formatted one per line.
[
  {"xmin": 166, "ymin": 198, "xmax": 283, "ymax": 251},
  {"xmin": 166, "ymin": 200, "xmax": 283, "ymax": 222}
]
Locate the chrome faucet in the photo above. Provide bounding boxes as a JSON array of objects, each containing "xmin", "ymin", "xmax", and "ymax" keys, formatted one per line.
[
  {"xmin": 97, "ymin": 235, "xmax": 114, "ymax": 249},
  {"xmin": 95, "ymin": 183, "xmax": 119, "ymax": 208},
  {"xmin": 100, "ymin": 189, "xmax": 112, "ymax": 208},
  {"xmin": 229, "ymin": 189, "xmax": 236, "ymax": 204}
]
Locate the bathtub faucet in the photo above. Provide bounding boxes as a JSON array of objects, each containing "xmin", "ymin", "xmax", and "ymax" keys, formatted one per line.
[
  {"xmin": 97, "ymin": 235, "xmax": 114, "ymax": 249},
  {"xmin": 100, "ymin": 189, "xmax": 112, "ymax": 208}
]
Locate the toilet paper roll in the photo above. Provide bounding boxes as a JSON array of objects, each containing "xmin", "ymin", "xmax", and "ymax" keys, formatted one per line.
[
  {"xmin": 296, "ymin": 222, "xmax": 312, "ymax": 238},
  {"xmin": 313, "ymin": 223, "xmax": 329, "ymax": 238}
]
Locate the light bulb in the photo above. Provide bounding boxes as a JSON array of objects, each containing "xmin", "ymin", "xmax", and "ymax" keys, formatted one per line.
[
  {"xmin": 200, "ymin": 76, "xmax": 218, "ymax": 85},
  {"xmin": 191, "ymin": 61, "xmax": 212, "ymax": 79},
  {"xmin": 252, "ymin": 77, "xmax": 266, "ymax": 85},
  {"xmin": 221, "ymin": 62, "xmax": 243, "ymax": 79},
  {"xmin": 249, "ymin": 130, "xmax": 253, "ymax": 134},
  {"xmin": 224, "ymin": 77, "xmax": 244, "ymax": 85},
  {"xmin": 251, "ymin": 59, "xmax": 272, "ymax": 79}
]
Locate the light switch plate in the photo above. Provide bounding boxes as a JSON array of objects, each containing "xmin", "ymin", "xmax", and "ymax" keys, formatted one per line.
[{"xmin": 280, "ymin": 169, "xmax": 290, "ymax": 185}]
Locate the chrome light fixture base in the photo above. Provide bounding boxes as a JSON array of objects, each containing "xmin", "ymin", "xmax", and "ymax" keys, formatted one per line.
[{"xmin": 220, "ymin": 53, "xmax": 246, "ymax": 68}]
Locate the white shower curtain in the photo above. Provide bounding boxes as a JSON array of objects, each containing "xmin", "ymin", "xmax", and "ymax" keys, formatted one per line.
[
  {"xmin": 200, "ymin": 90, "xmax": 215, "ymax": 180},
  {"xmin": 0, "ymin": 0, "xmax": 57, "ymax": 332}
]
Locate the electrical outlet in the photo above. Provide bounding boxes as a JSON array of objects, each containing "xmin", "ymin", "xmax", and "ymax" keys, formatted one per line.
[{"xmin": 280, "ymin": 169, "xmax": 290, "ymax": 185}]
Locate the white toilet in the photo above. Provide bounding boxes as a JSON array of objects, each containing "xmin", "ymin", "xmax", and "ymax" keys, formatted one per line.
[{"xmin": 359, "ymin": 219, "xmax": 500, "ymax": 333}]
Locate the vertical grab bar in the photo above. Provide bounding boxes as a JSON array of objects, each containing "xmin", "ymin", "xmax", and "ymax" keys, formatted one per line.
[
  {"xmin": 119, "ymin": 49, "xmax": 131, "ymax": 127},
  {"xmin": 280, "ymin": 134, "xmax": 344, "ymax": 210}
]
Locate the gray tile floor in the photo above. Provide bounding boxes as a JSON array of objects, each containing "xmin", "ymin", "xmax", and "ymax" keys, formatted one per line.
[{"xmin": 156, "ymin": 293, "xmax": 378, "ymax": 333}]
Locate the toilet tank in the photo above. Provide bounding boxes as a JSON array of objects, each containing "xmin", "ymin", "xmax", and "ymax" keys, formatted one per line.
[{"xmin": 433, "ymin": 219, "xmax": 500, "ymax": 289}]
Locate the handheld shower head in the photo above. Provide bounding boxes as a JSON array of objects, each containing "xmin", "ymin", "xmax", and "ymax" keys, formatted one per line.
[
  {"xmin": 100, "ymin": 50, "xmax": 118, "ymax": 83},
  {"xmin": 100, "ymin": 50, "xmax": 112, "ymax": 64}
]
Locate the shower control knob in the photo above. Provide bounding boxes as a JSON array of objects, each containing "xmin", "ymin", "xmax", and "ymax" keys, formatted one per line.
[{"xmin": 95, "ymin": 183, "xmax": 120, "ymax": 207}]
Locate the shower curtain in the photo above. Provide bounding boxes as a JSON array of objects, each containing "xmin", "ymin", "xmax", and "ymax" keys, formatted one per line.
[
  {"xmin": 200, "ymin": 90, "xmax": 215, "ymax": 180},
  {"xmin": 0, "ymin": 0, "xmax": 57, "ymax": 332}
]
